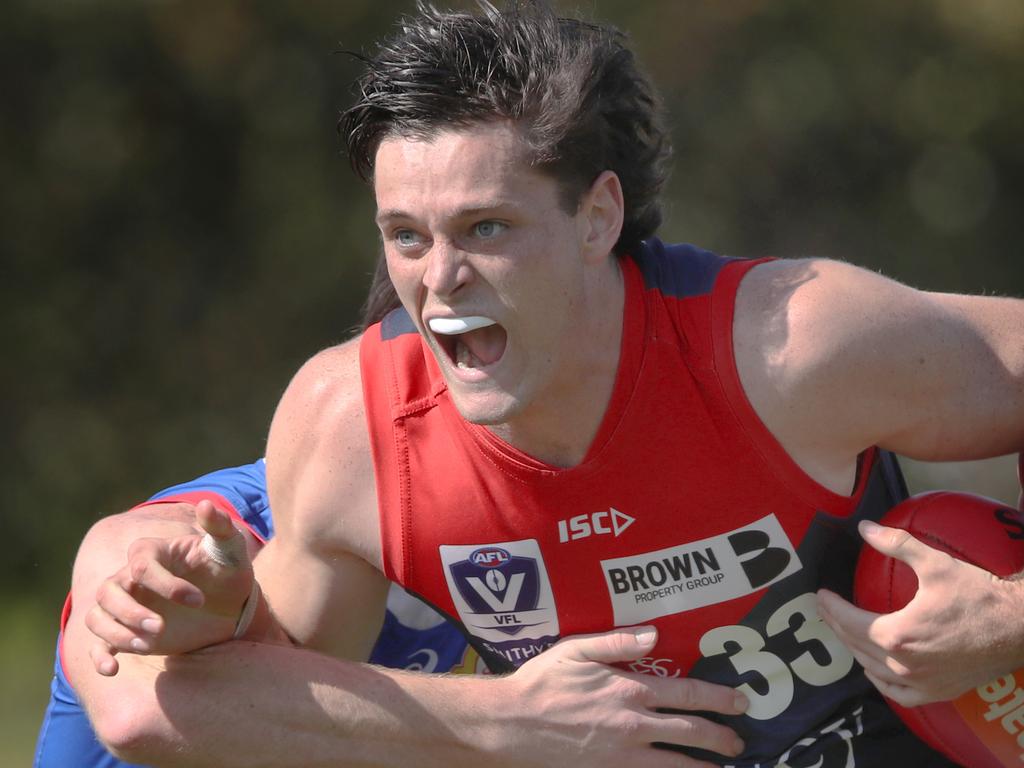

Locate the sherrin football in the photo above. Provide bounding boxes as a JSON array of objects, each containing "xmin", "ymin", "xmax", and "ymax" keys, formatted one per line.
[{"xmin": 854, "ymin": 491, "xmax": 1024, "ymax": 768}]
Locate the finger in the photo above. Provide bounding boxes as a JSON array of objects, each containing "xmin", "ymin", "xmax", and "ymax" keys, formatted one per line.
[
  {"xmin": 195, "ymin": 499, "xmax": 236, "ymax": 539},
  {"xmin": 646, "ymin": 713, "xmax": 744, "ymax": 758},
  {"xmin": 88, "ymin": 638, "xmax": 120, "ymax": 677},
  {"xmin": 127, "ymin": 546, "xmax": 204, "ymax": 607},
  {"xmin": 848, "ymin": 645, "xmax": 914, "ymax": 689},
  {"xmin": 95, "ymin": 576, "xmax": 165, "ymax": 634},
  {"xmin": 863, "ymin": 669, "xmax": 930, "ymax": 708},
  {"xmin": 195, "ymin": 502, "xmax": 247, "ymax": 568},
  {"xmin": 816, "ymin": 592, "xmax": 881, "ymax": 659},
  {"xmin": 644, "ymin": 675, "xmax": 748, "ymax": 717},
  {"xmin": 85, "ymin": 603, "xmax": 154, "ymax": 654},
  {"xmin": 857, "ymin": 520, "xmax": 945, "ymax": 573},
  {"xmin": 556, "ymin": 625, "xmax": 659, "ymax": 664},
  {"xmin": 817, "ymin": 588, "xmax": 880, "ymax": 641}
]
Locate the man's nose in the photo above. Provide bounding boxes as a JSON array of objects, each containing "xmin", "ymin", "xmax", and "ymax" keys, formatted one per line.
[{"xmin": 422, "ymin": 239, "xmax": 473, "ymax": 297}]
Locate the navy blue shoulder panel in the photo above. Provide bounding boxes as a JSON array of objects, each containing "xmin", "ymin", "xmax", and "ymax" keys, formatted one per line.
[
  {"xmin": 380, "ymin": 306, "xmax": 418, "ymax": 341},
  {"xmin": 631, "ymin": 239, "xmax": 738, "ymax": 299}
]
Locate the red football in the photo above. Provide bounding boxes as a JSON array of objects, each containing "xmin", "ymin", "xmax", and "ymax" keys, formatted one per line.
[{"xmin": 854, "ymin": 491, "xmax": 1024, "ymax": 768}]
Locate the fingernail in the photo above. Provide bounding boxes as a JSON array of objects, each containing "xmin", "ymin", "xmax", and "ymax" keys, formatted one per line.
[
  {"xmin": 634, "ymin": 626, "xmax": 657, "ymax": 645},
  {"xmin": 731, "ymin": 736, "xmax": 745, "ymax": 756},
  {"xmin": 130, "ymin": 638, "xmax": 148, "ymax": 652},
  {"xmin": 183, "ymin": 593, "xmax": 203, "ymax": 607},
  {"xmin": 734, "ymin": 692, "xmax": 749, "ymax": 712},
  {"xmin": 141, "ymin": 618, "xmax": 161, "ymax": 633}
]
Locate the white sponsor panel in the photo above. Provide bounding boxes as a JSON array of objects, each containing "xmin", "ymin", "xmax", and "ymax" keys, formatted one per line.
[
  {"xmin": 601, "ymin": 514, "xmax": 801, "ymax": 625},
  {"xmin": 440, "ymin": 538, "xmax": 560, "ymax": 644}
]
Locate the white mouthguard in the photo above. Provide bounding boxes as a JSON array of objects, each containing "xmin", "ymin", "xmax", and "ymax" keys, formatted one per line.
[{"xmin": 427, "ymin": 316, "xmax": 496, "ymax": 335}]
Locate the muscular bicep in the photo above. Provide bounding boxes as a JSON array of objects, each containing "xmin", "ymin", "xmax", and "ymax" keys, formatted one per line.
[
  {"xmin": 736, "ymin": 259, "xmax": 1024, "ymax": 485},
  {"xmin": 262, "ymin": 340, "xmax": 389, "ymax": 661},
  {"xmin": 255, "ymin": 538, "xmax": 388, "ymax": 661},
  {"xmin": 901, "ymin": 290, "xmax": 1024, "ymax": 458}
]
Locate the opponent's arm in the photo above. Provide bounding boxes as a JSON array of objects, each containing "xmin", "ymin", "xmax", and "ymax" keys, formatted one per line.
[
  {"xmin": 79, "ymin": 522, "xmax": 746, "ymax": 768},
  {"xmin": 735, "ymin": 258, "xmax": 1024, "ymax": 705},
  {"xmin": 81, "ymin": 341, "xmax": 747, "ymax": 767}
]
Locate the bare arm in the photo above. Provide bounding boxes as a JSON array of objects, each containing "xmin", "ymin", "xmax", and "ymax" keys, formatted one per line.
[
  {"xmin": 257, "ymin": 340, "xmax": 390, "ymax": 661},
  {"xmin": 735, "ymin": 258, "xmax": 1024, "ymax": 704},
  {"xmin": 79, "ymin": 342, "xmax": 747, "ymax": 766},
  {"xmin": 736, "ymin": 258, "xmax": 1024, "ymax": 492},
  {"xmin": 71, "ymin": 510, "xmax": 744, "ymax": 767}
]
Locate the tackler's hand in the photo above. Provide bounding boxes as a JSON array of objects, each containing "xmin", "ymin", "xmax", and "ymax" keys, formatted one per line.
[
  {"xmin": 85, "ymin": 500, "xmax": 257, "ymax": 676},
  {"xmin": 503, "ymin": 627, "xmax": 748, "ymax": 767}
]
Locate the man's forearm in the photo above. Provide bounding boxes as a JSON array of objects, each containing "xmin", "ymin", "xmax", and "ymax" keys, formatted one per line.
[{"xmin": 89, "ymin": 640, "xmax": 501, "ymax": 768}]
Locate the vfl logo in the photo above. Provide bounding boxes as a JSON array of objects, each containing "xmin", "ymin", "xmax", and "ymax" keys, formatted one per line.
[
  {"xmin": 440, "ymin": 539, "xmax": 561, "ymax": 658},
  {"xmin": 601, "ymin": 514, "xmax": 801, "ymax": 626},
  {"xmin": 558, "ymin": 508, "xmax": 635, "ymax": 543},
  {"xmin": 450, "ymin": 550, "xmax": 539, "ymax": 635}
]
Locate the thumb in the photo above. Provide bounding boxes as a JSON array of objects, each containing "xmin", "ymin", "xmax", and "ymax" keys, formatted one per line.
[
  {"xmin": 557, "ymin": 626, "xmax": 658, "ymax": 664},
  {"xmin": 196, "ymin": 500, "xmax": 248, "ymax": 569},
  {"xmin": 196, "ymin": 499, "xmax": 236, "ymax": 539},
  {"xmin": 858, "ymin": 519, "xmax": 933, "ymax": 572}
]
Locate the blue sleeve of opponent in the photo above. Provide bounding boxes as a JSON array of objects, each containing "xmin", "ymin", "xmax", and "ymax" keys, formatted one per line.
[
  {"xmin": 149, "ymin": 458, "xmax": 274, "ymax": 540},
  {"xmin": 34, "ymin": 460, "xmax": 273, "ymax": 768}
]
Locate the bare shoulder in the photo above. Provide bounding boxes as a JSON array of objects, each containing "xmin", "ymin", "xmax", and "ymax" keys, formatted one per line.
[
  {"xmin": 733, "ymin": 258, "xmax": 933, "ymax": 489},
  {"xmin": 734, "ymin": 257, "xmax": 925, "ymax": 359},
  {"xmin": 266, "ymin": 337, "xmax": 380, "ymax": 564},
  {"xmin": 736, "ymin": 254, "xmax": 1024, "ymax": 478}
]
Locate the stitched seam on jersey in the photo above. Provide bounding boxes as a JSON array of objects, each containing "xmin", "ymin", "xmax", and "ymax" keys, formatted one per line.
[
  {"xmin": 393, "ymin": 396, "xmax": 438, "ymax": 419},
  {"xmin": 384, "ymin": 336, "xmax": 415, "ymax": 587}
]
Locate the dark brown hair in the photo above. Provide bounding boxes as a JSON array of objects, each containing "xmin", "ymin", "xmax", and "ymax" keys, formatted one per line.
[{"xmin": 347, "ymin": 0, "xmax": 672, "ymax": 328}]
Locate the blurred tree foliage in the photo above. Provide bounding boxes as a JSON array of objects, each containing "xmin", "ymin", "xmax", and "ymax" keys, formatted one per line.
[{"xmin": 1, "ymin": 0, "xmax": 1021, "ymax": 607}]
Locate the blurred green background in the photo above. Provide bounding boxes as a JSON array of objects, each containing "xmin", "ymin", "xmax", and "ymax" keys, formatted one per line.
[{"xmin": 2, "ymin": 0, "xmax": 1021, "ymax": 763}]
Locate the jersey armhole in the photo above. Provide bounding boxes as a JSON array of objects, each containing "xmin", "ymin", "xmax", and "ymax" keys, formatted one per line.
[{"xmin": 710, "ymin": 258, "xmax": 876, "ymax": 513}]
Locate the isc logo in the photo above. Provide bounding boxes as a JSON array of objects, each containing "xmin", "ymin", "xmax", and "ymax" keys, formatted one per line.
[
  {"xmin": 470, "ymin": 547, "xmax": 511, "ymax": 567},
  {"xmin": 558, "ymin": 508, "xmax": 635, "ymax": 543}
]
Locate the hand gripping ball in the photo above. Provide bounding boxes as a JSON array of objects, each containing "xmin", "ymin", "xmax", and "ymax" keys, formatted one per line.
[{"xmin": 854, "ymin": 491, "xmax": 1024, "ymax": 768}]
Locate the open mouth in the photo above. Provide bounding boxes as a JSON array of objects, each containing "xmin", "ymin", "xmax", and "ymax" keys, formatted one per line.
[{"xmin": 428, "ymin": 315, "xmax": 508, "ymax": 371}]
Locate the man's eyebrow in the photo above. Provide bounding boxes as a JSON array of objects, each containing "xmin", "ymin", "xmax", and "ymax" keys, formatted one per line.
[
  {"xmin": 375, "ymin": 202, "xmax": 516, "ymax": 226},
  {"xmin": 375, "ymin": 208, "xmax": 411, "ymax": 225}
]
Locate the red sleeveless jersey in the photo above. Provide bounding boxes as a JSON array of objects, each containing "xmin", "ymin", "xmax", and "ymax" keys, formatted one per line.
[{"xmin": 360, "ymin": 241, "xmax": 951, "ymax": 766}]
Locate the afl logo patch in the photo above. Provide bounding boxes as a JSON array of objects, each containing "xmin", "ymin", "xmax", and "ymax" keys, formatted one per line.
[
  {"xmin": 469, "ymin": 547, "xmax": 511, "ymax": 567},
  {"xmin": 440, "ymin": 539, "xmax": 560, "ymax": 668}
]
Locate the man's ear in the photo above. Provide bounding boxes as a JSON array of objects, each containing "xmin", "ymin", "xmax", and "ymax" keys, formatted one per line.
[{"xmin": 578, "ymin": 170, "xmax": 625, "ymax": 264}]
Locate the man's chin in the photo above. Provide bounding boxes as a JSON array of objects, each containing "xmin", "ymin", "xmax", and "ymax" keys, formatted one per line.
[{"xmin": 447, "ymin": 387, "xmax": 522, "ymax": 427}]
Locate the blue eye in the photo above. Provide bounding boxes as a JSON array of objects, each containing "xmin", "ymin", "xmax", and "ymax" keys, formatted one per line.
[
  {"xmin": 474, "ymin": 221, "xmax": 506, "ymax": 238},
  {"xmin": 395, "ymin": 229, "xmax": 420, "ymax": 247}
]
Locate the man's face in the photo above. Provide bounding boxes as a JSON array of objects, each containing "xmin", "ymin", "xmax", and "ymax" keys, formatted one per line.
[{"xmin": 373, "ymin": 121, "xmax": 593, "ymax": 428}]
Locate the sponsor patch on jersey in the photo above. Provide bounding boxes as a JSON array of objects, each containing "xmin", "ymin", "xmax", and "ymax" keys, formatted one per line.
[
  {"xmin": 440, "ymin": 539, "xmax": 560, "ymax": 667},
  {"xmin": 601, "ymin": 514, "xmax": 802, "ymax": 625}
]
